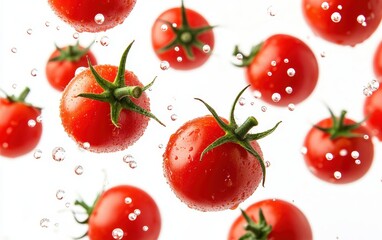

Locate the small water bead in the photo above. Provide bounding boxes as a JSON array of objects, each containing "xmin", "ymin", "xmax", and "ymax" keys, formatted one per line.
[
  {"xmin": 177, "ymin": 56, "xmax": 182, "ymax": 62},
  {"xmin": 357, "ymin": 15, "xmax": 366, "ymax": 26},
  {"xmin": 368, "ymin": 79, "xmax": 379, "ymax": 91},
  {"xmin": 287, "ymin": 103, "xmax": 295, "ymax": 111},
  {"xmin": 300, "ymin": 146, "xmax": 308, "ymax": 155},
  {"xmin": 283, "ymin": 58, "xmax": 289, "ymax": 63},
  {"xmin": 11, "ymin": 47, "xmax": 17, "ymax": 53},
  {"xmin": 334, "ymin": 171, "xmax": 342, "ymax": 180},
  {"xmin": 239, "ymin": 97, "xmax": 246, "ymax": 106},
  {"xmin": 52, "ymin": 147, "xmax": 66, "ymax": 161},
  {"xmin": 253, "ymin": 91, "xmax": 262, "ymax": 99},
  {"xmin": 33, "ymin": 149, "xmax": 42, "ymax": 159},
  {"xmin": 170, "ymin": 114, "xmax": 178, "ymax": 121},
  {"xmin": 142, "ymin": 226, "xmax": 149, "ymax": 232},
  {"xmin": 325, "ymin": 153, "xmax": 334, "ymax": 161},
  {"xmin": 82, "ymin": 142, "xmax": 90, "ymax": 150},
  {"xmin": 12, "ymin": 83, "xmax": 18, "ymax": 89},
  {"xmin": 75, "ymin": 67, "xmax": 87, "ymax": 76},
  {"xmin": 160, "ymin": 61, "xmax": 170, "ymax": 70},
  {"xmin": 36, "ymin": 115, "xmax": 43, "ymax": 123},
  {"xmin": 134, "ymin": 209, "xmax": 141, "ymax": 215},
  {"xmin": 73, "ymin": 32, "xmax": 80, "ymax": 39},
  {"xmin": 125, "ymin": 197, "xmax": 132, "ymax": 204},
  {"xmin": 65, "ymin": 202, "xmax": 71, "ymax": 208},
  {"xmin": 261, "ymin": 106, "xmax": 267, "ymax": 112},
  {"xmin": 167, "ymin": 105, "xmax": 173, "ymax": 111},
  {"xmin": 27, "ymin": 28, "xmax": 33, "ymax": 35},
  {"xmin": 161, "ymin": 24, "xmax": 168, "ymax": 31},
  {"xmin": 321, "ymin": 2, "xmax": 329, "ymax": 10},
  {"xmin": 158, "ymin": 144, "xmax": 164, "ymax": 149},
  {"xmin": 265, "ymin": 161, "xmax": 271, "ymax": 168},
  {"xmin": 202, "ymin": 44, "xmax": 211, "ymax": 53},
  {"xmin": 287, "ymin": 68, "xmax": 296, "ymax": 77},
  {"xmin": 337, "ymin": 5, "xmax": 342, "ymax": 10},
  {"xmin": 270, "ymin": 60, "xmax": 277, "ymax": 67},
  {"xmin": 172, "ymin": 23, "xmax": 178, "ymax": 28},
  {"xmin": 129, "ymin": 213, "xmax": 137, "ymax": 221},
  {"xmin": 363, "ymin": 135, "xmax": 370, "ymax": 140},
  {"xmin": 2, "ymin": 142, "xmax": 9, "ymax": 149},
  {"xmin": 56, "ymin": 26, "xmax": 61, "ymax": 31},
  {"xmin": 112, "ymin": 228, "xmax": 124, "ymax": 240},
  {"xmin": 320, "ymin": 51, "xmax": 326, "ymax": 58},
  {"xmin": 74, "ymin": 165, "xmax": 84, "ymax": 175},
  {"xmin": 100, "ymin": 36, "xmax": 110, "ymax": 46},
  {"xmin": 363, "ymin": 87, "xmax": 373, "ymax": 97},
  {"xmin": 236, "ymin": 53, "xmax": 243, "ymax": 61},
  {"xmin": 271, "ymin": 93, "xmax": 281, "ymax": 103},
  {"xmin": 351, "ymin": 151, "xmax": 359, "ymax": 159},
  {"xmin": 267, "ymin": 71, "xmax": 272, "ymax": 77},
  {"xmin": 40, "ymin": 218, "xmax": 50, "ymax": 228},
  {"xmin": 267, "ymin": 6, "xmax": 276, "ymax": 16},
  {"xmin": 339, "ymin": 149, "xmax": 348, "ymax": 156},
  {"xmin": 355, "ymin": 159, "xmax": 361, "ymax": 165},
  {"xmin": 285, "ymin": 86, "xmax": 293, "ymax": 94},
  {"xmin": 28, "ymin": 119, "xmax": 37, "ymax": 127},
  {"xmin": 94, "ymin": 13, "xmax": 105, "ymax": 24},
  {"xmin": 331, "ymin": 12, "xmax": 342, "ymax": 23},
  {"xmin": 174, "ymin": 46, "xmax": 180, "ymax": 52},
  {"xmin": 31, "ymin": 68, "xmax": 38, "ymax": 77},
  {"xmin": 56, "ymin": 190, "xmax": 65, "ymax": 200},
  {"xmin": 123, "ymin": 154, "xmax": 134, "ymax": 163},
  {"xmin": 45, "ymin": 21, "xmax": 51, "ymax": 27}
]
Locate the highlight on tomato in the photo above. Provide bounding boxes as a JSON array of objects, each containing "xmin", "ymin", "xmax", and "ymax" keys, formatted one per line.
[
  {"xmin": 302, "ymin": 107, "xmax": 374, "ymax": 184},
  {"xmin": 48, "ymin": 0, "xmax": 137, "ymax": 33},
  {"xmin": 59, "ymin": 41, "xmax": 165, "ymax": 153},
  {"xmin": 228, "ymin": 199, "xmax": 313, "ymax": 240},
  {"xmin": 46, "ymin": 41, "xmax": 97, "ymax": 91},
  {"xmin": 0, "ymin": 87, "xmax": 42, "ymax": 158},
  {"xmin": 163, "ymin": 85, "xmax": 281, "ymax": 211},
  {"xmin": 72, "ymin": 185, "xmax": 161, "ymax": 240},
  {"xmin": 151, "ymin": 0, "xmax": 215, "ymax": 70},
  {"xmin": 302, "ymin": 0, "xmax": 382, "ymax": 46},
  {"xmin": 363, "ymin": 80, "xmax": 382, "ymax": 141},
  {"xmin": 233, "ymin": 34, "xmax": 319, "ymax": 107}
]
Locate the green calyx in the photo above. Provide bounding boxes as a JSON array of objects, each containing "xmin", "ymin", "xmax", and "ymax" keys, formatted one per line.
[
  {"xmin": 239, "ymin": 208, "xmax": 272, "ymax": 240},
  {"xmin": 78, "ymin": 41, "xmax": 165, "ymax": 128},
  {"xmin": 157, "ymin": 0, "xmax": 215, "ymax": 60},
  {"xmin": 0, "ymin": 87, "xmax": 40, "ymax": 110},
  {"xmin": 49, "ymin": 41, "xmax": 94, "ymax": 62},
  {"xmin": 314, "ymin": 107, "xmax": 365, "ymax": 139},
  {"xmin": 232, "ymin": 42, "xmax": 263, "ymax": 67},
  {"xmin": 195, "ymin": 85, "xmax": 281, "ymax": 186}
]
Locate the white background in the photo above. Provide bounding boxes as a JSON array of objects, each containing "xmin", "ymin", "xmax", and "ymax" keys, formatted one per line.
[{"xmin": 1, "ymin": 0, "xmax": 382, "ymax": 239}]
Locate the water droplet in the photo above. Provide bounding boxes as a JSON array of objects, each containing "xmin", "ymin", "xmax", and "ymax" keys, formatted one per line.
[
  {"xmin": 202, "ymin": 44, "xmax": 211, "ymax": 53},
  {"xmin": 27, "ymin": 28, "xmax": 33, "ymax": 35},
  {"xmin": 82, "ymin": 142, "xmax": 90, "ymax": 150},
  {"xmin": 160, "ymin": 61, "xmax": 170, "ymax": 70},
  {"xmin": 100, "ymin": 36, "xmax": 110, "ymax": 46},
  {"xmin": 2, "ymin": 142, "xmax": 9, "ymax": 149},
  {"xmin": 357, "ymin": 15, "xmax": 366, "ymax": 25},
  {"xmin": 56, "ymin": 189, "xmax": 65, "ymax": 200},
  {"xmin": 174, "ymin": 46, "xmax": 180, "ymax": 52},
  {"xmin": 74, "ymin": 165, "xmax": 84, "ymax": 175},
  {"xmin": 253, "ymin": 91, "xmax": 262, "ymax": 99},
  {"xmin": 368, "ymin": 79, "xmax": 379, "ymax": 91},
  {"xmin": 239, "ymin": 97, "xmax": 246, "ymax": 106},
  {"xmin": 363, "ymin": 135, "xmax": 370, "ymax": 140},
  {"xmin": 337, "ymin": 5, "xmax": 342, "ymax": 10},
  {"xmin": 270, "ymin": 60, "xmax": 277, "ymax": 66},
  {"xmin": 124, "ymin": 197, "xmax": 132, "ymax": 204},
  {"xmin": 363, "ymin": 87, "xmax": 373, "ymax": 97},
  {"xmin": 261, "ymin": 106, "xmax": 267, "ymax": 112},
  {"xmin": 283, "ymin": 58, "xmax": 289, "ymax": 63},
  {"xmin": 36, "ymin": 115, "xmax": 43, "ymax": 123},
  {"xmin": 355, "ymin": 159, "xmax": 361, "ymax": 165},
  {"xmin": 236, "ymin": 53, "xmax": 243, "ymax": 60},
  {"xmin": 134, "ymin": 209, "xmax": 141, "ymax": 215},
  {"xmin": 31, "ymin": 68, "xmax": 38, "ymax": 77},
  {"xmin": 34, "ymin": 149, "xmax": 42, "ymax": 159},
  {"xmin": 171, "ymin": 114, "xmax": 178, "ymax": 121},
  {"xmin": 320, "ymin": 51, "xmax": 326, "ymax": 58},
  {"xmin": 287, "ymin": 103, "xmax": 295, "ymax": 111},
  {"xmin": 142, "ymin": 226, "xmax": 149, "ymax": 231},
  {"xmin": 172, "ymin": 23, "xmax": 178, "ymax": 28},
  {"xmin": 65, "ymin": 202, "xmax": 71, "ymax": 208},
  {"xmin": 73, "ymin": 32, "xmax": 79, "ymax": 39},
  {"xmin": 271, "ymin": 93, "xmax": 281, "ymax": 102},
  {"xmin": 285, "ymin": 86, "xmax": 293, "ymax": 94},
  {"xmin": 300, "ymin": 146, "xmax": 308, "ymax": 155},
  {"xmin": 40, "ymin": 218, "xmax": 50, "ymax": 228},
  {"xmin": 265, "ymin": 161, "xmax": 271, "ymax": 168},
  {"xmin": 267, "ymin": 5, "xmax": 276, "ymax": 16},
  {"xmin": 287, "ymin": 68, "xmax": 295, "ymax": 77},
  {"xmin": 129, "ymin": 213, "xmax": 137, "ymax": 221},
  {"xmin": 321, "ymin": 2, "xmax": 329, "ymax": 10},
  {"xmin": 52, "ymin": 147, "xmax": 65, "ymax": 161},
  {"xmin": 167, "ymin": 105, "xmax": 173, "ymax": 111},
  {"xmin": 176, "ymin": 56, "xmax": 182, "ymax": 62},
  {"xmin": 325, "ymin": 153, "xmax": 334, "ymax": 161},
  {"xmin": 339, "ymin": 149, "xmax": 348, "ymax": 156},
  {"xmin": 158, "ymin": 144, "xmax": 164, "ymax": 149},
  {"xmin": 334, "ymin": 171, "xmax": 342, "ymax": 179},
  {"xmin": 123, "ymin": 154, "xmax": 137, "ymax": 168},
  {"xmin": 351, "ymin": 151, "xmax": 359, "ymax": 159},
  {"xmin": 331, "ymin": 12, "xmax": 341, "ymax": 23},
  {"xmin": 45, "ymin": 21, "xmax": 51, "ymax": 27},
  {"xmin": 94, "ymin": 13, "xmax": 105, "ymax": 24},
  {"xmin": 75, "ymin": 67, "xmax": 87, "ymax": 76},
  {"xmin": 267, "ymin": 71, "xmax": 272, "ymax": 76},
  {"xmin": 160, "ymin": 24, "xmax": 168, "ymax": 31},
  {"xmin": 28, "ymin": 119, "xmax": 37, "ymax": 127},
  {"xmin": 112, "ymin": 228, "xmax": 124, "ymax": 240},
  {"xmin": 56, "ymin": 25, "xmax": 61, "ymax": 31},
  {"xmin": 11, "ymin": 47, "xmax": 17, "ymax": 53}
]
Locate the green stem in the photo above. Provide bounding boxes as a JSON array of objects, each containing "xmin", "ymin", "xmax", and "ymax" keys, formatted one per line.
[
  {"xmin": 235, "ymin": 117, "xmax": 259, "ymax": 139},
  {"xmin": 114, "ymin": 86, "xmax": 143, "ymax": 100},
  {"xmin": 18, "ymin": 87, "xmax": 30, "ymax": 102}
]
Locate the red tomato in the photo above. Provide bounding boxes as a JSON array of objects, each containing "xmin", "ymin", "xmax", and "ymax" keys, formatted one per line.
[
  {"xmin": 302, "ymin": 0, "xmax": 382, "ymax": 46},
  {"xmin": 163, "ymin": 86, "xmax": 280, "ymax": 211},
  {"xmin": 234, "ymin": 34, "xmax": 319, "ymax": 107},
  {"xmin": 48, "ymin": 0, "xmax": 137, "ymax": 33},
  {"xmin": 364, "ymin": 83, "xmax": 382, "ymax": 141},
  {"xmin": 0, "ymin": 88, "xmax": 42, "ymax": 158},
  {"xmin": 46, "ymin": 42, "xmax": 97, "ymax": 91},
  {"xmin": 74, "ymin": 185, "xmax": 161, "ymax": 240},
  {"xmin": 228, "ymin": 199, "xmax": 313, "ymax": 240},
  {"xmin": 151, "ymin": 1, "xmax": 214, "ymax": 70},
  {"xmin": 373, "ymin": 41, "xmax": 382, "ymax": 79},
  {"xmin": 60, "ymin": 42, "xmax": 163, "ymax": 153},
  {"xmin": 303, "ymin": 109, "xmax": 374, "ymax": 184}
]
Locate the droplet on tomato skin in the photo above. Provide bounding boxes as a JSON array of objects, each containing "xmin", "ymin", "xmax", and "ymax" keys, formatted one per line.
[
  {"xmin": 300, "ymin": 146, "xmax": 308, "ymax": 155},
  {"xmin": 271, "ymin": 93, "xmax": 281, "ymax": 103},
  {"xmin": 355, "ymin": 159, "xmax": 361, "ymax": 165},
  {"xmin": 331, "ymin": 12, "xmax": 342, "ymax": 23},
  {"xmin": 172, "ymin": 23, "xmax": 177, "ymax": 28},
  {"xmin": 33, "ymin": 149, "xmax": 42, "ymax": 159},
  {"xmin": 56, "ymin": 189, "xmax": 65, "ymax": 200},
  {"xmin": 129, "ymin": 212, "xmax": 137, "ymax": 221},
  {"xmin": 74, "ymin": 165, "xmax": 84, "ymax": 175},
  {"xmin": 287, "ymin": 68, "xmax": 296, "ymax": 77},
  {"xmin": 270, "ymin": 60, "xmax": 277, "ymax": 67},
  {"xmin": 325, "ymin": 153, "xmax": 334, "ymax": 161},
  {"xmin": 253, "ymin": 90, "xmax": 262, "ymax": 99},
  {"xmin": 334, "ymin": 171, "xmax": 342, "ymax": 179},
  {"xmin": 134, "ymin": 209, "xmax": 141, "ymax": 215},
  {"xmin": 176, "ymin": 56, "xmax": 182, "ymax": 62},
  {"xmin": 11, "ymin": 47, "xmax": 17, "ymax": 53},
  {"xmin": 75, "ymin": 67, "xmax": 87, "ymax": 76},
  {"xmin": 368, "ymin": 79, "xmax": 379, "ymax": 92},
  {"xmin": 160, "ymin": 61, "xmax": 170, "ymax": 70},
  {"xmin": 174, "ymin": 46, "xmax": 180, "ymax": 52},
  {"xmin": 351, "ymin": 151, "xmax": 360, "ymax": 159},
  {"xmin": 36, "ymin": 115, "xmax": 43, "ymax": 123},
  {"xmin": 52, "ymin": 147, "xmax": 66, "ymax": 161},
  {"xmin": 124, "ymin": 197, "xmax": 132, "ymax": 204},
  {"xmin": 283, "ymin": 58, "xmax": 289, "ymax": 63},
  {"xmin": 100, "ymin": 36, "xmax": 110, "ymax": 46},
  {"xmin": 82, "ymin": 142, "xmax": 90, "ymax": 150},
  {"xmin": 112, "ymin": 228, "xmax": 124, "ymax": 240},
  {"xmin": 142, "ymin": 226, "xmax": 149, "ymax": 231},
  {"xmin": 31, "ymin": 68, "xmax": 38, "ymax": 77},
  {"xmin": 287, "ymin": 103, "xmax": 295, "ymax": 111},
  {"xmin": 202, "ymin": 44, "xmax": 211, "ymax": 53},
  {"xmin": 339, "ymin": 149, "xmax": 348, "ymax": 156},
  {"xmin": 160, "ymin": 24, "xmax": 168, "ymax": 31},
  {"xmin": 40, "ymin": 218, "xmax": 50, "ymax": 228},
  {"xmin": 363, "ymin": 135, "xmax": 370, "ymax": 140},
  {"xmin": 321, "ymin": 2, "xmax": 329, "ymax": 10},
  {"xmin": 285, "ymin": 86, "xmax": 293, "ymax": 94},
  {"xmin": 267, "ymin": 71, "xmax": 272, "ymax": 77},
  {"xmin": 26, "ymin": 28, "xmax": 33, "ymax": 35},
  {"xmin": 337, "ymin": 5, "xmax": 342, "ymax": 10},
  {"xmin": 357, "ymin": 15, "xmax": 366, "ymax": 26},
  {"xmin": 363, "ymin": 87, "xmax": 373, "ymax": 97},
  {"xmin": 28, "ymin": 119, "xmax": 37, "ymax": 127},
  {"xmin": 94, "ymin": 13, "xmax": 105, "ymax": 25}
]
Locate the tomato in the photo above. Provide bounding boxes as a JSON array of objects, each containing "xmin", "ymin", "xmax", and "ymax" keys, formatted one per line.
[
  {"xmin": 46, "ymin": 42, "xmax": 97, "ymax": 91},
  {"xmin": 373, "ymin": 41, "xmax": 382, "ymax": 79},
  {"xmin": 234, "ymin": 34, "xmax": 319, "ymax": 107},
  {"xmin": 60, "ymin": 42, "xmax": 164, "ymax": 153},
  {"xmin": 151, "ymin": 1, "xmax": 214, "ymax": 70},
  {"xmin": 303, "ymin": 109, "xmax": 374, "ymax": 184},
  {"xmin": 228, "ymin": 199, "xmax": 313, "ymax": 240},
  {"xmin": 0, "ymin": 88, "xmax": 42, "ymax": 158},
  {"xmin": 302, "ymin": 0, "xmax": 382, "ymax": 46},
  {"xmin": 364, "ymin": 82, "xmax": 382, "ymax": 141},
  {"xmin": 48, "ymin": 0, "xmax": 137, "ymax": 33},
  {"xmin": 74, "ymin": 185, "xmax": 161, "ymax": 240},
  {"xmin": 163, "ymin": 86, "xmax": 281, "ymax": 211}
]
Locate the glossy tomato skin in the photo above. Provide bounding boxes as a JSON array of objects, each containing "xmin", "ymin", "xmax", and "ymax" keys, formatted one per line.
[
  {"xmin": 60, "ymin": 65, "xmax": 150, "ymax": 153},
  {"xmin": 151, "ymin": 7, "xmax": 214, "ymax": 70},
  {"xmin": 302, "ymin": 0, "xmax": 382, "ymax": 46},
  {"xmin": 373, "ymin": 41, "xmax": 382, "ymax": 79},
  {"xmin": 88, "ymin": 185, "xmax": 161, "ymax": 240},
  {"xmin": 48, "ymin": 0, "xmax": 137, "ymax": 32},
  {"xmin": 46, "ymin": 46, "xmax": 97, "ymax": 91},
  {"xmin": 245, "ymin": 34, "xmax": 318, "ymax": 106},
  {"xmin": 0, "ymin": 98, "xmax": 42, "ymax": 158},
  {"xmin": 303, "ymin": 118, "xmax": 374, "ymax": 184},
  {"xmin": 364, "ymin": 86, "xmax": 382, "ymax": 141},
  {"xmin": 163, "ymin": 115, "xmax": 263, "ymax": 211},
  {"xmin": 228, "ymin": 199, "xmax": 313, "ymax": 240}
]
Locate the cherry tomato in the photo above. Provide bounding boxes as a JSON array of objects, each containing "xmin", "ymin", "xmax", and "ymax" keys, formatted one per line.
[
  {"xmin": 364, "ymin": 82, "xmax": 382, "ymax": 141},
  {"xmin": 60, "ymin": 42, "xmax": 163, "ymax": 153},
  {"xmin": 163, "ymin": 86, "xmax": 280, "ymax": 211},
  {"xmin": 48, "ymin": 0, "xmax": 137, "ymax": 33},
  {"xmin": 151, "ymin": 1, "xmax": 214, "ymax": 70},
  {"xmin": 234, "ymin": 34, "xmax": 319, "ymax": 107},
  {"xmin": 302, "ymin": 0, "xmax": 382, "ymax": 46},
  {"xmin": 46, "ymin": 42, "xmax": 97, "ymax": 91},
  {"xmin": 0, "ymin": 88, "xmax": 42, "ymax": 158},
  {"xmin": 373, "ymin": 41, "xmax": 382, "ymax": 79},
  {"xmin": 228, "ymin": 199, "xmax": 313, "ymax": 240},
  {"xmin": 303, "ymin": 109, "xmax": 374, "ymax": 184},
  {"xmin": 74, "ymin": 185, "xmax": 161, "ymax": 240}
]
